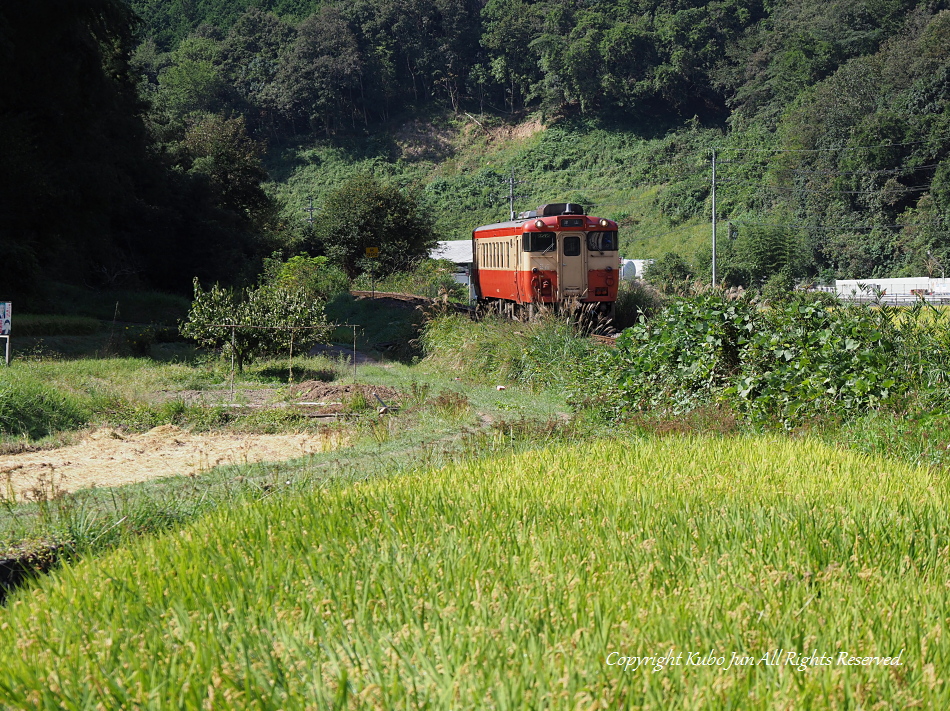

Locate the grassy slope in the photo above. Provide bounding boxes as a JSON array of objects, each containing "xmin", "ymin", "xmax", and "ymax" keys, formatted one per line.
[
  {"xmin": 1, "ymin": 435, "xmax": 945, "ymax": 707},
  {"xmin": 266, "ymin": 112, "xmax": 713, "ymax": 261}
]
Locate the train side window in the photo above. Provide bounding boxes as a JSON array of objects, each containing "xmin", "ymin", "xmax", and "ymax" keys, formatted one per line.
[
  {"xmin": 586, "ymin": 231, "xmax": 618, "ymax": 252},
  {"xmin": 564, "ymin": 235, "xmax": 581, "ymax": 256},
  {"xmin": 522, "ymin": 232, "xmax": 556, "ymax": 253}
]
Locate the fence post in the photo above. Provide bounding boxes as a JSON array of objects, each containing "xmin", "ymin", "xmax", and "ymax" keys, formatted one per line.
[
  {"xmin": 288, "ymin": 329, "xmax": 294, "ymax": 383},
  {"xmin": 352, "ymin": 326, "xmax": 357, "ymax": 379},
  {"xmin": 229, "ymin": 325, "xmax": 236, "ymax": 401}
]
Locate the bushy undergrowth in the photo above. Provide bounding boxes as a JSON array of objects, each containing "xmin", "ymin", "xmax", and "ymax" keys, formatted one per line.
[
  {"xmin": 421, "ymin": 314, "xmax": 592, "ymax": 389},
  {"xmin": 2, "ymin": 437, "xmax": 947, "ymax": 707},
  {"xmin": 583, "ymin": 294, "xmax": 950, "ymax": 427}
]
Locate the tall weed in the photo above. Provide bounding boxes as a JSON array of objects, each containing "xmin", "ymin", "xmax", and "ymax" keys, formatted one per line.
[{"xmin": 421, "ymin": 314, "xmax": 592, "ymax": 389}]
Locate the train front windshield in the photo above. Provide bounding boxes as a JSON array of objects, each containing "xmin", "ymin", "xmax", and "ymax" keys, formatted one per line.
[
  {"xmin": 523, "ymin": 232, "xmax": 557, "ymax": 252},
  {"xmin": 586, "ymin": 231, "xmax": 618, "ymax": 251}
]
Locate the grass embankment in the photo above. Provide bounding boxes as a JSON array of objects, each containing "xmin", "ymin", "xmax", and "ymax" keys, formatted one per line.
[{"xmin": 1, "ymin": 436, "xmax": 945, "ymax": 707}]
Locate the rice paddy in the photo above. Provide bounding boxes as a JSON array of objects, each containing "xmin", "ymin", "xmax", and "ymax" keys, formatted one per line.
[{"xmin": 1, "ymin": 435, "xmax": 947, "ymax": 708}]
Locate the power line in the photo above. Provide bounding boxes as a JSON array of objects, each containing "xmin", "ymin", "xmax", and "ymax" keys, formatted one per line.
[
  {"xmin": 717, "ymin": 164, "xmax": 939, "ymax": 177},
  {"xmin": 717, "ymin": 180, "xmax": 933, "ymax": 195}
]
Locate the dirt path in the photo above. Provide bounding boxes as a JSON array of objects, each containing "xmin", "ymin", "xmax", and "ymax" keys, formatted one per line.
[{"xmin": 0, "ymin": 425, "xmax": 347, "ymax": 502}]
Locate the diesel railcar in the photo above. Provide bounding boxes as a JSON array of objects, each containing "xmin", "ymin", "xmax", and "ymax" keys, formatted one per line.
[{"xmin": 472, "ymin": 203, "xmax": 620, "ymax": 318}]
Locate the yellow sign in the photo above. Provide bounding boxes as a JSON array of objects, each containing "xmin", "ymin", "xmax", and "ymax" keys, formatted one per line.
[{"xmin": 365, "ymin": 247, "xmax": 379, "ymax": 258}]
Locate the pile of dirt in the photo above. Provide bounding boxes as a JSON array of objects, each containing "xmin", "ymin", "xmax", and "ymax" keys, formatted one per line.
[
  {"xmin": 289, "ymin": 381, "xmax": 402, "ymax": 405},
  {"xmin": 0, "ymin": 425, "xmax": 347, "ymax": 501}
]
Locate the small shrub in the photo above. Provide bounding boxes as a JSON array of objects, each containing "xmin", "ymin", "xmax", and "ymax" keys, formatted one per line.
[
  {"xmin": 346, "ymin": 390, "xmax": 370, "ymax": 412},
  {"xmin": 645, "ymin": 252, "xmax": 694, "ymax": 295},
  {"xmin": 612, "ymin": 280, "xmax": 665, "ymax": 329},
  {"xmin": 181, "ymin": 274, "xmax": 331, "ymax": 371},
  {"xmin": 124, "ymin": 327, "xmax": 155, "ymax": 357}
]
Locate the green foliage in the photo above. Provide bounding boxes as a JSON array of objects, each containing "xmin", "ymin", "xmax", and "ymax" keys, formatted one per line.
[
  {"xmin": 178, "ymin": 114, "xmax": 274, "ymax": 224},
  {"xmin": 583, "ymin": 294, "xmax": 950, "ymax": 427},
  {"xmin": 155, "ymin": 37, "xmax": 233, "ymax": 118},
  {"xmin": 581, "ymin": 294, "xmax": 751, "ymax": 417},
  {"xmin": 731, "ymin": 299, "xmax": 904, "ymax": 426},
  {"xmin": 314, "ymin": 175, "xmax": 436, "ymax": 279},
  {"xmin": 261, "ymin": 253, "xmax": 350, "ymax": 302},
  {"xmin": 655, "ymin": 177, "xmax": 709, "ymax": 226}
]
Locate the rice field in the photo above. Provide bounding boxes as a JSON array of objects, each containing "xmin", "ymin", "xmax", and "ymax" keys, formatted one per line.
[{"xmin": 1, "ymin": 435, "xmax": 948, "ymax": 708}]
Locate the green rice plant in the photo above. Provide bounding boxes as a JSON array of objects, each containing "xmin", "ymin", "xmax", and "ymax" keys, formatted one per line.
[
  {"xmin": 0, "ymin": 435, "xmax": 947, "ymax": 707},
  {"xmin": 44, "ymin": 284, "xmax": 191, "ymax": 325}
]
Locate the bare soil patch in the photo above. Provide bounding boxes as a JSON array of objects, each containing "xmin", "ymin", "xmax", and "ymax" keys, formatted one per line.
[
  {"xmin": 0, "ymin": 425, "xmax": 347, "ymax": 502},
  {"xmin": 290, "ymin": 381, "xmax": 402, "ymax": 405}
]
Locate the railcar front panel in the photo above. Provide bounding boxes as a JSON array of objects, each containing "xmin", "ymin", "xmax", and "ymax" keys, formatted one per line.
[{"xmin": 472, "ymin": 205, "xmax": 620, "ymax": 307}]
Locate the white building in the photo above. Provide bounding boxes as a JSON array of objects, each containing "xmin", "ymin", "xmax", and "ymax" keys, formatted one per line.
[
  {"xmin": 621, "ymin": 259, "xmax": 654, "ymax": 280},
  {"xmin": 835, "ymin": 277, "xmax": 950, "ymax": 302},
  {"xmin": 430, "ymin": 240, "xmax": 475, "ymax": 300}
]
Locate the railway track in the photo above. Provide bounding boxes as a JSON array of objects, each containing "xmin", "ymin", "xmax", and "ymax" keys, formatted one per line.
[
  {"xmin": 349, "ymin": 290, "xmax": 475, "ymax": 314},
  {"xmin": 590, "ymin": 333, "xmax": 618, "ymax": 346}
]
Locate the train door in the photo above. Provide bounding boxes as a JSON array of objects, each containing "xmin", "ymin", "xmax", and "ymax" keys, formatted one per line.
[{"xmin": 559, "ymin": 233, "xmax": 586, "ymax": 298}]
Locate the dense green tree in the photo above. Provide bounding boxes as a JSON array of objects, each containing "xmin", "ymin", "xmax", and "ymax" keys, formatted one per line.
[
  {"xmin": 178, "ymin": 114, "xmax": 273, "ymax": 224},
  {"xmin": 314, "ymin": 175, "xmax": 437, "ymax": 278},
  {"xmin": 156, "ymin": 36, "xmax": 235, "ymax": 118}
]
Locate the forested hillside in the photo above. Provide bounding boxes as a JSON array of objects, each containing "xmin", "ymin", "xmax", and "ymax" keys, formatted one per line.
[{"xmin": 3, "ymin": 0, "xmax": 950, "ymax": 308}]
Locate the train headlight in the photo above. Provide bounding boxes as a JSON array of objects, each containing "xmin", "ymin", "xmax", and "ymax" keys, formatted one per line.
[
  {"xmin": 535, "ymin": 219, "xmax": 545, "ymax": 229},
  {"xmin": 599, "ymin": 218, "xmax": 609, "ymax": 227}
]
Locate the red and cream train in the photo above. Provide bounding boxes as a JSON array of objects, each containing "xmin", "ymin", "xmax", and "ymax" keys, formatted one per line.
[{"xmin": 471, "ymin": 203, "xmax": 620, "ymax": 317}]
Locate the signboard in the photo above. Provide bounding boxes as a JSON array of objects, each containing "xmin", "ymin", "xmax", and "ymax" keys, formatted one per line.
[
  {"xmin": 365, "ymin": 247, "xmax": 379, "ymax": 258},
  {"xmin": 0, "ymin": 302, "xmax": 9, "ymax": 335}
]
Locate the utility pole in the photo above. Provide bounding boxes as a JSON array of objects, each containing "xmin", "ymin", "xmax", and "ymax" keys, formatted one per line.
[
  {"xmin": 507, "ymin": 169, "xmax": 527, "ymax": 220},
  {"xmin": 303, "ymin": 196, "xmax": 315, "ymax": 227},
  {"xmin": 711, "ymin": 149, "xmax": 717, "ymax": 287}
]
